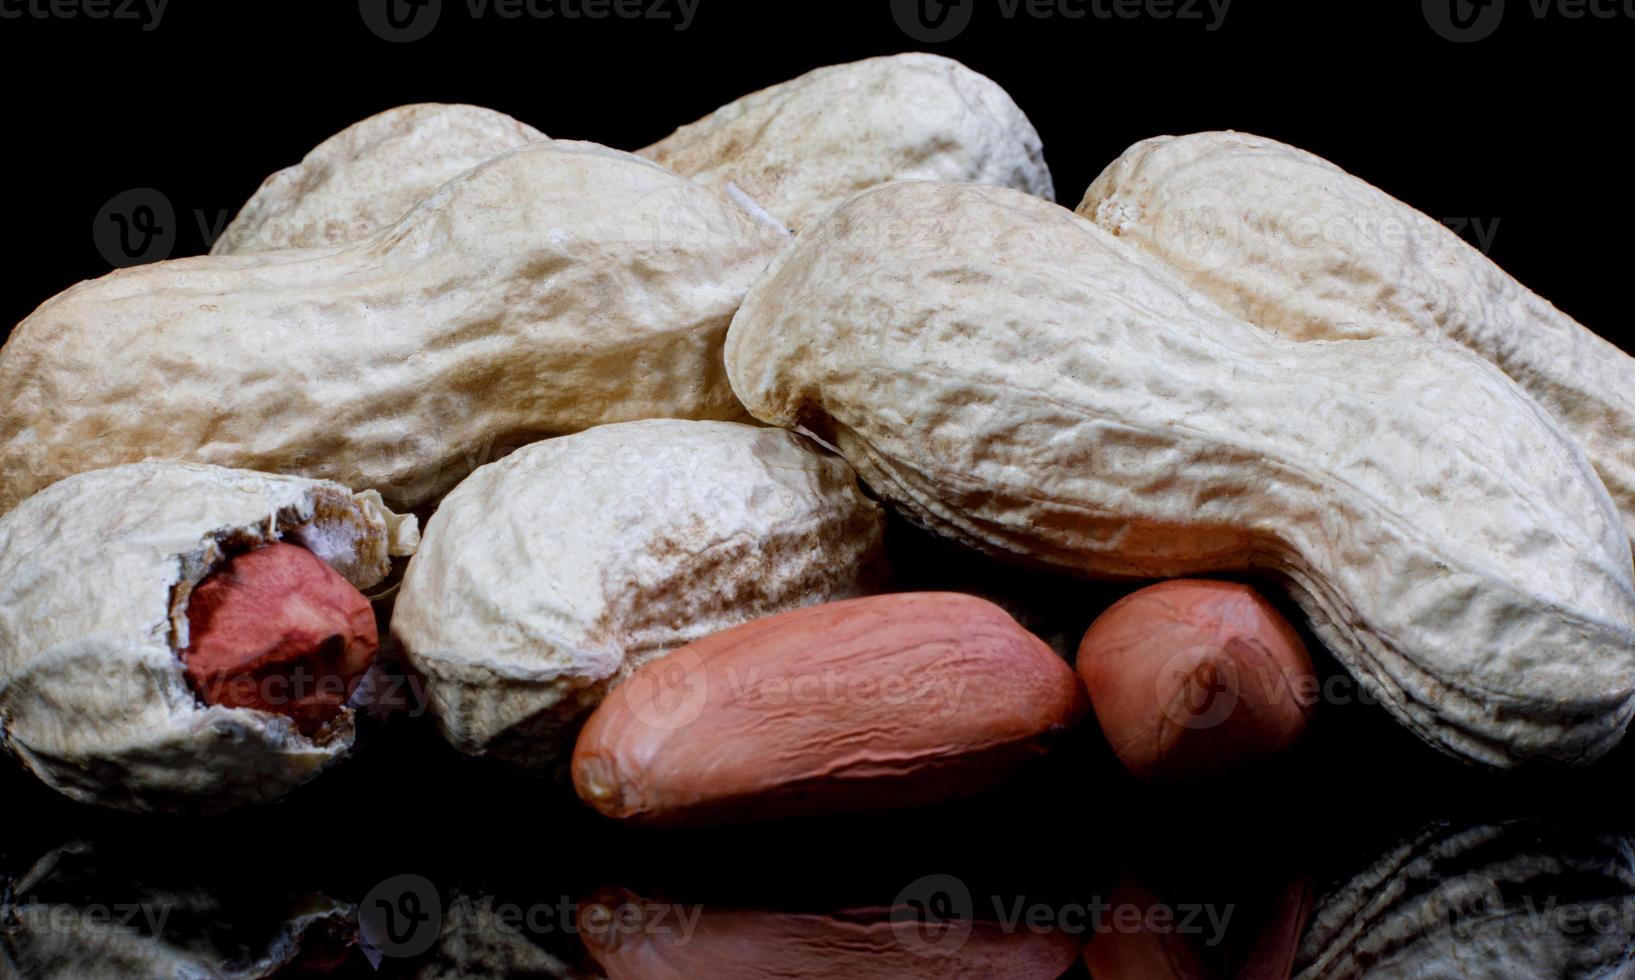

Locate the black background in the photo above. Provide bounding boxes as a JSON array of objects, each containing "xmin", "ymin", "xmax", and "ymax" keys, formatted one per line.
[
  {"xmin": 2, "ymin": 2, "xmax": 1633, "ymax": 976},
  {"xmin": 0, "ymin": 0, "xmax": 1631, "ymax": 345}
]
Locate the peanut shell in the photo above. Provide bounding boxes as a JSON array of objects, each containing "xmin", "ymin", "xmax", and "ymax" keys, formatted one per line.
[
  {"xmin": 725, "ymin": 180, "xmax": 1635, "ymax": 769},
  {"xmin": 640, "ymin": 53, "xmax": 1054, "ymax": 231},
  {"xmin": 213, "ymin": 103, "xmax": 545, "ymax": 254},
  {"xmin": 0, "ymin": 462, "xmax": 417, "ymax": 813},
  {"xmin": 0, "ymin": 141, "xmax": 786, "ymax": 515},
  {"xmin": 1080, "ymin": 131, "xmax": 1635, "ymax": 551},
  {"xmin": 391, "ymin": 419, "xmax": 887, "ymax": 769}
]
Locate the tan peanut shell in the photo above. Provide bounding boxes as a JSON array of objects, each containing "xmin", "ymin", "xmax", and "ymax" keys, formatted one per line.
[
  {"xmin": 212, "ymin": 103, "xmax": 545, "ymax": 254},
  {"xmin": 0, "ymin": 462, "xmax": 418, "ymax": 813},
  {"xmin": 0, "ymin": 141, "xmax": 786, "ymax": 516},
  {"xmin": 640, "ymin": 53, "xmax": 1054, "ymax": 231},
  {"xmin": 391, "ymin": 419, "xmax": 887, "ymax": 768},
  {"xmin": 1295, "ymin": 821, "xmax": 1635, "ymax": 979},
  {"xmin": 725, "ymin": 180, "xmax": 1635, "ymax": 769},
  {"xmin": 572, "ymin": 592, "xmax": 1090, "ymax": 826},
  {"xmin": 1078, "ymin": 131, "xmax": 1635, "ymax": 550}
]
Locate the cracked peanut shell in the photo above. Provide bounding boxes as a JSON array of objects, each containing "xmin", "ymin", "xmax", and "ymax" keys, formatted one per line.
[{"xmin": 0, "ymin": 462, "xmax": 418, "ymax": 813}]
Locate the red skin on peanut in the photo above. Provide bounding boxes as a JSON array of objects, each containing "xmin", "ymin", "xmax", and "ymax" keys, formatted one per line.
[
  {"xmin": 1077, "ymin": 580, "xmax": 1314, "ymax": 783},
  {"xmin": 573, "ymin": 592, "xmax": 1090, "ymax": 827},
  {"xmin": 182, "ymin": 542, "xmax": 377, "ymax": 734}
]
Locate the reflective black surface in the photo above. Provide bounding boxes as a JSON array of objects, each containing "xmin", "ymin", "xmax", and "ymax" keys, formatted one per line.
[{"xmin": 7, "ymin": 520, "xmax": 1635, "ymax": 978}]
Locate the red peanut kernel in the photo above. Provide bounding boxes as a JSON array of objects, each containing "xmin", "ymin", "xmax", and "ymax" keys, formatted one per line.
[
  {"xmin": 1077, "ymin": 580, "xmax": 1314, "ymax": 783},
  {"xmin": 181, "ymin": 542, "xmax": 377, "ymax": 735}
]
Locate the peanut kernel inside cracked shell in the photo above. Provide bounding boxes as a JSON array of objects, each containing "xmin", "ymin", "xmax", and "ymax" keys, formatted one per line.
[
  {"xmin": 1077, "ymin": 579, "xmax": 1315, "ymax": 783},
  {"xmin": 181, "ymin": 542, "xmax": 378, "ymax": 735}
]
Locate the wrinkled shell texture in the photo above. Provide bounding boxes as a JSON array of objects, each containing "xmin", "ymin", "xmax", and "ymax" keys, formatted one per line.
[
  {"xmin": 1296, "ymin": 822, "xmax": 1635, "ymax": 979},
  {"xmin": 213, "ymin": 103, "xmax": 546, "ymax": 254},
  {"xmin": 572, "ymin": 592, "xmax": 1089, "ymax": 826},
  {"xmin": 0, "ymin": 141, "xmax": 785, "ymax": 515},
  {"xmin": 1080, "ymin": 131, "xmax": 1635, "ymax": 549},
  {"xmin": 392, "ymin": 419, "xmax": 886, "ymax": 767},
  {"xmin": 581, "ymin": 888, "xmax": 1082, "ymax": 980},
  {"xmin": 1078, "ymin": 579, "xmax": 1313, "ymax": 782},
  {"xmin": 725, "ymin": 180, "xmax": 1635, "ymax": 769},
  {"xmin": 0, "ymin": 462, "xmax": 416, "ymax": 813},
  {"xmin": 640, "ymin": 53, "xmax": 1054, "ymax": 231}
]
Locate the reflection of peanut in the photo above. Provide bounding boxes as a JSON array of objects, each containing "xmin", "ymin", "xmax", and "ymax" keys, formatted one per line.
[
  {"xmin": 1081, "ymin": 872, "xmax": 1313, "ymax": 980},
  {"xmin": 571, "ymin": 593, "xmax": 1090, "ymax": 827},
  {"xmin": 726, "ymin": 179, "xmax": 1635, "ymax": 769},
  {"xmin": 1077, "ymin": 580, "xmax": 1313, "ymax": 783},
  {"xmin": 579, "ymin": 886, "xmax": 1081, "ymax": 979},
  {"xmin": 182, "ymin": 543, "xmax": 377, "ymax": 736}
]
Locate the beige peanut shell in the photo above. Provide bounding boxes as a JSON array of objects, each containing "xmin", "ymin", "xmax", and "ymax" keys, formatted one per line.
[
  {"xmin": 640, "ymin": 53, "xmax": 1054, "ymax": 231},
  {"xmin": 0, "ymin": 141, "xmax": 786, "ymax": 516},
  {"xmin": 213, "ymin": 103, "xmax": 546, "ymax": 254},
  {"xmin": 391, "ymin": 419, "xmax": 887, "ymax": 769},
  {"xmin": 1079, "ymin": 131, "xmax": 1635, "ymax": 551},
  {"xmin": 725, "ymin": 179, "xmax": 1635, "ymax": 769},
  {"xmin": 0, "ymin": 462, "xmax": 418, "ymax": 813}
]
